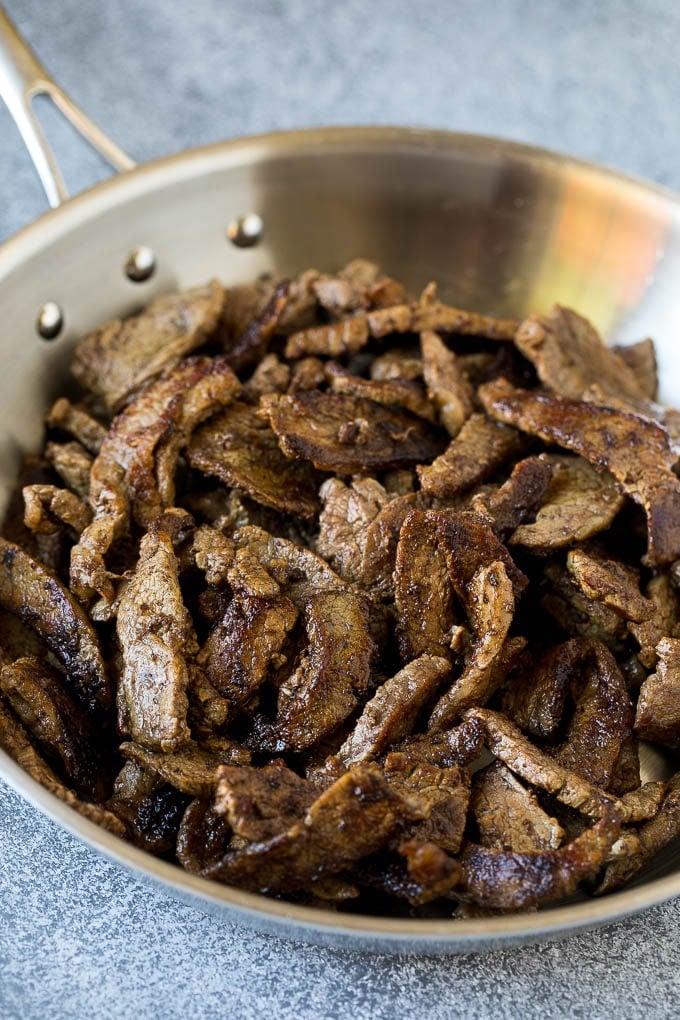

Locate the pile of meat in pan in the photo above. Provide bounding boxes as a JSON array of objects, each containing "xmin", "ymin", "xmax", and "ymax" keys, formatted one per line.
[{"xmin": 1, "ymin": 258, "xmax": 680, "ymax": 916}]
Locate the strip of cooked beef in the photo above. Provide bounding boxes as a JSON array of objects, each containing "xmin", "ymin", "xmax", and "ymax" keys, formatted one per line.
[
  {"xmin": 190, "ymin": 525, "xmax": 237, "ymax": 586},
  {"xmin": 23, "ymin": 485, "xmax": 92, "ymax": 537},
  {"xmin": 370, "ymin": 349, "xmax": 423, "ymax": 382},
  {"xmin": 420, "ymin": 330, "xmax": 475, "ymax": 436},
  {"xmin": 44, "ymin": 441, "xmax": 93, "ymax": 500},
  {"xmin": 628, "ymin": 574, "xmax": 680, "ymax": 668},
  {"xmin": 186, "ymin": 401, "xmax": 320, "ymax": 518},
  {"xmin": 316, "ymin": 476, "xmax": 394, "ymax": 584},
  {"xmin": 360, "ymin": 491, "xmax": 430, "ymax": 599},
  {"xmin": 597, "ymin": 772, "xmax": 680, "ymax": 894},
  {"xmin": 634, "ymin": 637, "xmax": 680, "ymax": 748},
  {"xmin": 510, "ymin": 454, "xmax": 625, "ymax": 553},
  {"xmin": 338, "ymin": 655, "xmax": 451, "ymax": 764},
  {"xmin": 46, "ymin": 398, "xmax": 106, "ymax": 454},
  {"xmin": 480, "ymin": 379, "xmax": 680, "ymax": 565},
  {"xmin": 383, "ymin": 752, "xmax": 470, "ymax": 853},
  {"xmin": 395, "ymin": 714, "xmax": 485, "ymax": 769},
  {"xmin": 202, "ymin": 765, "xmax": 419, "ymax": 894},
  {"xmin": 0, "ymin": 657, "xmax": 103, "ymax": 799},
  {"xmin": 612, "ymin": 338, "xmax": 658, "ymax": 401},
  {"xmin": 213, "ymin": 761, "xmax": 316, "ymax": 841},
  {"xmin": 109, "ymin": 761, "xmax": 189, "ymax": 855},
  {"xmin": 0, "ymin": 699, "xmax": 124, "ymax": 835},
  {"xmin": 325, "ymin": 363, "xmax": 437, "ymax": 423},
  {"xmin": 565, "ymin": 547, "xmax": 653, "ymax": 623},
  {"xmin": 223, "ymin": 280, "xmax": 289, "ymax": 373},
  {"xmin": 541, "ymin": 561, "xmax": 628, "ymax": 652},
  {"xmin": 71, "ymin": 357, "xmax": 240, "ymax": 612},
  {"xmin": 417, "ymin": 414, "xmax": 525, "ymax": 499},
  {"xmin": 502, "ymin": 639, "xmax": 589, "ymax": 740},
  {"xmin": 72, "ymin": 281, "xmax": 225, "ymax": 413},
  {"xmin": 287, "ymin": 356, "xmax": 326, "ymax": 393},
  {"xmin": 394, "ymin": 509, "xmax": 526, "ymax": 664},
  {"xmin": 460, "ymin": 806, "xmax": 621, "ymax": 910},
  {"xmin": 199, "ymin": 592, "xmax": 298, "ymax": 709},
  {"xmin": 264, "ymin": 391, "xmax": 443, "ymax": 474},
  {"xmin": 117, "ymin": 518, "xmax": 196, "ymax": 751},
  {"xmin": 395, "ymin": 840, "xmax": 462, "ymax": 904},
  {"xmin": 176, "ymin": 797, "xmax": 233, "ymax": 872},
  {"xmin": 120, "ymin": 740, "xmax": 249, "ymax": 797},
  {"xmin": 608, "ymin": 736, "xmax": 642, "ymax": 797},
  {"xmin": 470, "ymin": 456, "xmax": 552, "ymax": 540},
  {"xmin": 514, "ymin": 305, "xmax": 652, "ymax": 411},
  {"xmin": 285, "ymin": 295, "xmax": 518, "ymax": 359},
  {"xmin": 242, "ymin": 353, "xmax": 291, "ymax": 400},
  {"xmin": 472, "ymin": 762, "xmax": 565, "ymax": 852},
  {"xmin": 428, "ymin": 561, "xmax": 522, "ymax": 731},
  {"xmin": 0, "ymin": 537, "xmax": 109, "ymax": 711}
]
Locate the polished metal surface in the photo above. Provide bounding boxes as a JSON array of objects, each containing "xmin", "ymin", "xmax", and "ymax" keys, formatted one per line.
[{"xmin": 0, "ymin": 6, "xmax": 134, "ymax": 207}]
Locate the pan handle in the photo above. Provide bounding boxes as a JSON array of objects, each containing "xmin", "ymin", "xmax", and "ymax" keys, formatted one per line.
[{"xmin": 0, "ymin": 5, "xmax": 135, "ymax": 208}]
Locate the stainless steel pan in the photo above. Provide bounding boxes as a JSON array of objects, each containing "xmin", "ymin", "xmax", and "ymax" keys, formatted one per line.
[{"xmin": 1, "ymin": 7, "xmax": 680, "ymax": 954}]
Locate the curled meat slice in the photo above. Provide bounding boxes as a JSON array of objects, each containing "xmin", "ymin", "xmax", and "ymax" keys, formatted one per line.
[
  {"xmin": 72, "ymin": 281, "xmax": 225, "ymax": 413},
  {"xmin": 23, "ymin": 485, "xmax": 91, "ymax": 536},
  {"xmin": 420, "ymin": 330, "xmax": 474, "ymax": 436},
  {"xmin": 417, "ymin": 414, "xmax": 524, "ymax": 499},
  {"xmin": 471, "ymin": 456, "xmax": 552, "ymax": 539},
  {"xmin": 338, "ymin": 655, "xmax": 450, "ymax": 764},
  {"xmin": 510, "ymin": 454, "xmax": 625, "ymax": 553},
  {"xmin": 502, "ymin": 638, "xmax": 591, "ymax": 739},
  {"xmin": 325, "ymin": 363, "xmax": 436, "ymax": 422},
  {"xmin": 396, "ymin": 840, "xmax": 462, "ymax": 905},
  {"xmin": 223, "ymin": 280, "xmax": 289, "ymax": 372},
  {"xmin": 199, "ymin": 592, "xmax": 298, "ymax": 709},
  {"xmin": 119, "ymin": 741, "xmax": 249, "ymax": 798},
  {"xmin": 383, "ymin": 752, "xmax": 470, "ymax": 854},
  {"xmin": 0, "ymin": 537, "xmax": 109, "ymax": 710},
  {"xmin": 628, "ymin": 575, "xmax": 680, "ymax": 668},
  {"xmin": 243, "ymin": 353, "xmax": 291, "ymax": 400},
  {"xmin": 460, "ymin": 807, "xmax": 621, "ymax": 910},
  {"xmin": 46, "ymin": 398, "xmax": 106, "ymax": 454},
  {"xmin": 45, "ymin": 441, "xmax": 92, "ymax": 500},
  {"xmin": 186, "ymin": 401, "xmax": 320, "ymax": 518},
  {"xmin": 472, "ymin": 762, "xmax": 564, "ymax": 853},
  {"xmin": 480, "ymin": 379, "xmax": 680, "ymax": 565},
  {"xmin": 542, "ymin": 561, "xmax": 627, "ymax": 652},
  {"xmin": 213, "ymin": 762, "xmax": 316, "ymax": 841},
  {"xmin": 176, "ymin": 798, "xmax": 232, "ymax": 873},
  {"xmin": 613, "ymin": 338, "xmax": 658, "ymax": 401},
  {"xmin": 202, "ymin": 765, "xmax": 418, "ymax": 894},
  {"xmin": 71, "ymin": 357, "xmax": 240, "ymax": 611},
  {"xmin": 316, "ymin": 476, "xmax": 394, "ymax": 584},
  {"xmin": 117, "ymin": 521, "xmax": 196, "ymax": 751},
  {"xmin": 0, "ymin": 700, "xmax": 124, "ymax": 835},
  {"xmin": 0, "ymin": 657, "xmax": 103, "ymax": 798},
  {"xmin": 566, "ymin": 548, "xmax": 653, "ymax": 623},
  {"xmin": 635, "ymin": 637, "xmax": 680, "ymax": 748},
  {"xmin": 264, "ymin": 391, "xmax": 443, "ymax": 474}
]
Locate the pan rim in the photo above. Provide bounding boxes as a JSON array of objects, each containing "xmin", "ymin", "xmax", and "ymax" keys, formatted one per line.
[{"xmin": 1, "ymin": 124, "xmax": 679, "ymax": 950}]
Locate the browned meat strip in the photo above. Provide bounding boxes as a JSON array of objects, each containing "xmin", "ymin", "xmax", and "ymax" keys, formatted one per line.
[
  {"xmin": 213, "ymin": 762, "xmax": 316, "ymax": 841},
  {"xmin": 480, "ymin": 379, "xmax": 680, "ymax": 565},
  {"xmin": 0, "ymin": 537, "xmax": 109, "ymax": 710},
  {"xmin": 370, "ymin": 349, "xmax": 423, "ymax": 382},
  {"xmin": 23, "ymin": 485, "xmax": 92, "ymax": 536},
  {"xmin": 628, "ymin": 574, "xmax": 680, "ymax": 668},
  {"xmin": 288, "ymin": 356, "xmax": 326, "ymax": 393},
  {"xmin": 44, "ymin": 441, "xmax": 93, "ymax": 500},
  {"xmin": 243, "ymin": 353, "xmax": 291, "ymax": 399},
  {"xmin": 72, "ymin": 281, "xmax": 225, "ymax": 413},
  {"xmin": 384, "ymin": 752, "xmax": 470, "ymax": 853},
  {"xmin": 264, "ymin": 391, "xmax": 443, "ymax": 474},
  {"xmin": 635, "ymin": 637, "xmax": 680, "ymax": 748},
  {"xmin": 186, "ymin": 401, "xmax": 320, "ymax": 518},
  {"xmin": 119, "ymin": 740, "xmax": 249, "ymax": 798},
  {"xmin": 566, "ymin": 548, "xmax": 653, "ymax": 623},
  {"xmin": 0, "ymin": 700, "xmax": 124, "ymax": 835},
  {"xmin": 199, "ymin": 592, "xmax": 298, "ymax": 709},
  {"xmin": 613, "ymin": 338, "xmax": 658, "ymax": 401},
  {"xmin": 502, "ymin": 639, "xmax": 588, "ymax": 739},
  {"xmin": 397, "ymin": 840, "xmax": 462, "ymax": 904},
  {"xmin": 325, "ymin": 363, "xmax": 436, "ymax": 423},
  {"xmin": 71, "ymin": 357, "xmax": 240, "ymax": 611},
  {"xmin": 316, "ymin": 477, "xmax": 394, "ymax": 584},
  {"xmin": 176, "ymin": 798, "xmax": 233, "ymax": 872},
  {"xmin": 510, "ymin": 454, "xmax": 625, "ymax": 553},
  {"xmin": 46, "ymin": 398, "xmax": 106, "ymax": 454},
  {"xmin": 461, "ymin": 807, "xmax": 621, "ymax": 910},
  {"xmin": 223, "ymin": 280, "xmax": 289, "ymax": 373},
  {"xmin": 472, "ymin": 762, "xmax": 565, "ymax": 852},
  {"xmin": 542, "ymin": 562, "xmax": 628, "ymax": 651},
  {"xmin": 117, "ymin": 520, "xmax": 196, "ymax": 751},
  {"xmin": 417, "ymin": 414, "xmax": 524, "ymax": 499},
  {"xmin": 0, "ymin": 657, "xmax": 102, "ymax": 798},
  {"xmin": 420, "ymin": 330, "xmax": 474, "ymax": 436},
  {"xmin": 597, "ymin": 772, "xmax": 680, "ymax": 894},
  {"xmin": 203, "ymin": 765, "xmax": 418, "ymax": 893},
  {"xmin": 360, "ymin": 491, "xmax": 430, "ymax": 598},
  {"xmin": 108, "ymin": 759, "xmax": 187, "ymax": 854},
  {"xmin": 471, "ymin": 456, "xmax": 552, "ymax": 539},
  {"xmin": 338, "ymin": 655, "xmax": 450, "ymax": 764},
  {"xmin": 515, "ymin": 305, "xmax": 651, "ymax": 409}
]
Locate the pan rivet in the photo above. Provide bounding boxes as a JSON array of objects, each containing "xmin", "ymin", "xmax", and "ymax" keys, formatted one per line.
[
  {"xmin": 125, "ymin": 246, "xmax": 156, "ymax": 282},
  {"xmin": 36, "ymin": 302, "xmax": 63, "ymax": 341},
  {"xmin": 227, "ymin": 213, "xmax": 263, "ymax": 248}
]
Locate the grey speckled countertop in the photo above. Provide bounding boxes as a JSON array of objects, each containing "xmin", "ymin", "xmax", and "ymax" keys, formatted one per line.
[{"xmin": 1, "ymin": 1, "xmax": 680, "ymax": 1017}]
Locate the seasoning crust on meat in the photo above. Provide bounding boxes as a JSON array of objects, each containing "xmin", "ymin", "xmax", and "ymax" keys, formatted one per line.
[{"xmin": 3, "ymin": 259, "xmax": 680, "ymax": 919}]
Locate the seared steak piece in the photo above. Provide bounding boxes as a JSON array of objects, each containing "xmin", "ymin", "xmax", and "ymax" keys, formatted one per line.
[
  {"xmin": 628, "ymin": 574, "xmax": 680, "ymax": 668},
  {"xmin": 420, "ymin": 330, "xmax": 474, "ymax": 437},
  {"xmin": 264, "ymin": 391, "xmax": 443, "ymax": 474},
  {"xmin": 635, "ymin": 638, "xmax": 680, "ymax": 748},
  {"xmin": 325, "ymin": 362, "xmax": 436, "ymax": 423},
  {"xmin": 223, "ymin": 280, "xmax": 289, "ymax": 373},
  {"xmin": 316, "ymin": 476, "xmax": 394, "ymax": 584},
  {"xmin": 471, "ymin": 456, "xmax": 552, "ymax": 539},
  {"xmin": 213, "ymin": 761, "xmax": 316, "ymax": 841},
  {"xmin": 72, "ymin": 280, "xmax": 225, "ymax": 413},
  {"xmin": 23, "ymin": 484, "xmax": 91, "ymax": 537},
  {"xmin": 120, "ymin": 740, "xmax": 249, "ymax": 798},
  {"xmin": 472, "ymin": 762, "xmax": 564, "ymax": 853},
  {"xmin": 384, "ymin": 752, "xmax": 471, "ymax": 854},
  {"xmin": 417, "ymin": 414, "xmax": 524, "ymax": 499},
  {"xmin": 46, "ymin": 397, "xmax": 106, "ymax": 453},
  {"xmin": 44, "ymin": 441, "xmax": 93, "ymax": 500},
  {"xmin": 612, "ymin": 338, "xmax": 658, "ymax": 400},
  {"xmin": 176, "ymin": 797, "xmax": 233, "ymax": 873},
  {"xmin": 565, "ymin": 547, "xmax": 653, "ymax": 623},
  {"xmin": 480, "ymin": 379, "xmax": 680, "ymax": 565}
]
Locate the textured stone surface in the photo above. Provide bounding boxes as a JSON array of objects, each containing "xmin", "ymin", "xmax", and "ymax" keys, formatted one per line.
[{"xmin": 2, "ymin": 0, "xmax": 680, "ymax": 1015}]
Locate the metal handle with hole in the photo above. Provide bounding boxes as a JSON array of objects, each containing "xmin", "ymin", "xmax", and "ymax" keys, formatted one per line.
[{"xmin": 0, "ymin": 4, "xmax": 135, "ymax": 208}]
